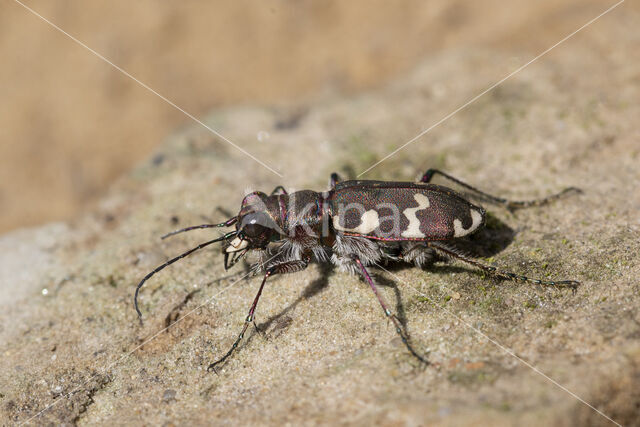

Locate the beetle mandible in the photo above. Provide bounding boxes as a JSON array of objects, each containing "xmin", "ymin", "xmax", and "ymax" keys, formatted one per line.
[{"xmin": 134, "ymin": 168, "xmax": 581, "ymax": 370}]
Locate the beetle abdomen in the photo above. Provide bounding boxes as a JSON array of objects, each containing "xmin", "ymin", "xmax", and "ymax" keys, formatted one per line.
[{"xmin": 329, "ymin": 180, "xmax": 485, "ymax": 241}]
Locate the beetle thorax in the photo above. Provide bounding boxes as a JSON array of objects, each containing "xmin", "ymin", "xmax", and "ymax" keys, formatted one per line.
[{"xmin": 275, "ymin": 190, "xmax": 327, "ymax": 238}]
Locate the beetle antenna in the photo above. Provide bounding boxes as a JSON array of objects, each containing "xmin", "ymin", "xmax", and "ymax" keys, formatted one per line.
[
  {"xmin": 134, "ymin": 230, "xmax": 237, "ymax": 323},
  {"xmin": 161, "ymin": 217, "xmax": 237, "ymax": 239}
]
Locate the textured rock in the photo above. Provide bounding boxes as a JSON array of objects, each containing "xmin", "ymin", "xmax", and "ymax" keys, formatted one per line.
[{"xmin": 2, "ymin": 11, "xmax": 639, "ymax": 425}]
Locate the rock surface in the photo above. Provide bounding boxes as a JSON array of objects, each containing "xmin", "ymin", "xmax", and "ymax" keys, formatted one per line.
[{"xmin": 1, "ymin": 9, "xmax": 639, "ymax": 425}]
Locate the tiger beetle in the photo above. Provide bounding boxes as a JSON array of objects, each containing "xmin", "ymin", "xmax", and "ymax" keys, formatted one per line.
[{"xmin": 134, "ymin": 169, "xmax": 581, "ymax": 370}]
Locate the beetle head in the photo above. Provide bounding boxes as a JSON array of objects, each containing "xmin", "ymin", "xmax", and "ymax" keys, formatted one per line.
[{"xmin": 226, "ymin": 191, "xmax": 280, "ymax": 254}]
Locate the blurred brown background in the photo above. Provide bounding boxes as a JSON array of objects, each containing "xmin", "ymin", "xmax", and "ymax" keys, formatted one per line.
[{"xmin": 0, "ymin": 0, "xmax": 619, "ymax": 233}]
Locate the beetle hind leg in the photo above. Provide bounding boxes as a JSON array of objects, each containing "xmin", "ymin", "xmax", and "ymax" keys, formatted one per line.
[
  {"xmin": 427, "ymin": 241, "xmax": 580, "ymax": 290},
  {"xmin": 419, "ymin": 168, "xmax": 581, "ymax": 211},
  {"xmin": 400, "ymin": 242, "xmax": 438, "ymax": 268}
]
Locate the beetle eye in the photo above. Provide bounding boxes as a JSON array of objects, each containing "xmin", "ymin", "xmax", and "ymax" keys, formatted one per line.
[{"xmin": 242, "ymin": 223, "xmax": 267, "ymax": 238}]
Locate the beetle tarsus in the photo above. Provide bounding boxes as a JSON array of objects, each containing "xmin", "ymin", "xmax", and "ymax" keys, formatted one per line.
[{"xmin": 427, "ymin": 241, "xmax": 581, "ymax": 289}]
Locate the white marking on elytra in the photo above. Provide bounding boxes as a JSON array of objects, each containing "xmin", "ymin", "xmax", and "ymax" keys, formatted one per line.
[
  {"xmin": 333, "ymin": 210, "xmax": 380, "ymax": 234},
  {"xmin": 401, "ymin": 193, "xmax": 430, "ymax": 238},
  {"xmin": 453, "ymin": 209, "xmax": 483, "ymax": 237}
]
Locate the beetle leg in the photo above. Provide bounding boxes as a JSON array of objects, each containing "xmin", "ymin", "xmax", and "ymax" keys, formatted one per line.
[
  {"xmin": 419, "ymin": 168, "xmax": 581, "ymax": 211},
  {"xmin": 208, "ymin": 257, "xmax": 310, "ymax": 372},
  {"xmin": 353, "ymin": 256, "xmax": 429, "ymax": 365},
  {"xmin": 427, "ymin": 241, "xmax": 580, "ymax": 290},
  {"xmin": 329, "ymin": 172, "xmax": 342, "ymax": 189},
  {"xmin": 400, "ymin": 242, "xmax": 438, "ymax": 268}
]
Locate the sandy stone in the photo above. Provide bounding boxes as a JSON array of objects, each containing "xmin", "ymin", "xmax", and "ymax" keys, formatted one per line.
[{"xmin": 1, "ymin": 9, "xmax": 639, "ymax": 425}]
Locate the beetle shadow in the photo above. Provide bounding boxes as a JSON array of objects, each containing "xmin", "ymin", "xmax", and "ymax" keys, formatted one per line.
[
  {"xmin": 210, "ymin": 264, "xmax": 333, "ymax": 370},
  {"xmin": 254, "ymin": 261, "xmax": 334, "ymax": 334},
  {"xmin": 248, "ymin": 261, "xmax": 413, "ymax": 348},
  {"xmin": 373, "ymin": 274, "xmax": 410, "ymax": 330},
  {"xmin": 452, "ymin": 211, "xmax": 515, "ymax": 258}
]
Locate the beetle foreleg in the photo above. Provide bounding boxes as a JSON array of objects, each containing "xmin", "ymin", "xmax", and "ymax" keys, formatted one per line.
[
  {"xmin": 420, "ymin": 168, "xmax": 581, "ymax": 211},
  {"xmin": 353, "ymin": 256, "xmax": 429, "ymax": 365},
  {"xmin": 427, "ymin": 241, "xmax": 580, "ymax": 290},
  {"xmin": 208, "ymin": 257, "xmax": 310, "ymax": 372}
]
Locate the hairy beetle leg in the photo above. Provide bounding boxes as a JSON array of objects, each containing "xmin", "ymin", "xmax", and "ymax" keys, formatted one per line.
[
  {"xmin": 353, "ymin": 256, "xmax": 429, "ymax": 365},
  {"xmin": 208, "ymin": 258, "xmax": 310, "ymax": 372},
  {"xmin": 420, "ymin": 168, "xmax": 581, "ymax": 210},
  {"xmin": 427, "ymin": 241, "xmax": 580, "ymax": 291}
]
